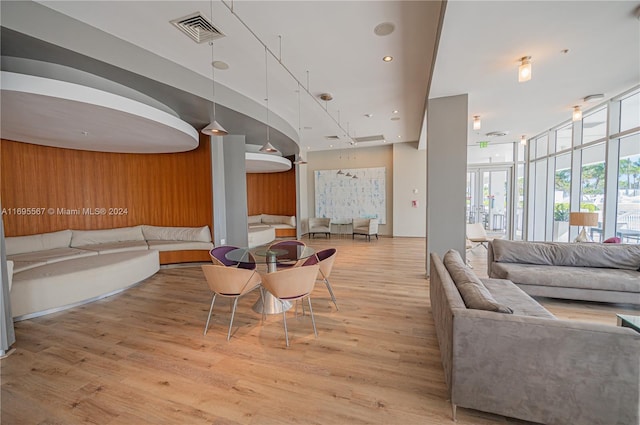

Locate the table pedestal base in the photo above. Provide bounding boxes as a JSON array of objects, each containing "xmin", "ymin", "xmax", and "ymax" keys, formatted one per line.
[
  {"xmin": 252, "ymin": 254, "xmax": 292, "ymax": 314},
  {"xmin": 252, "ymin": 294, "xmax": 292, "ymax": 315}
]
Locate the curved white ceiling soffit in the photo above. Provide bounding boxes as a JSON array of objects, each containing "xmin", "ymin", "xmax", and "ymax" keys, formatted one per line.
[
  {"xmin": 245, "ymin": 152, "xmax": 292, "ymax": 173},
  {"xmin": 0, "ymin": 71, "xmax": 199, "ymax": 153}
]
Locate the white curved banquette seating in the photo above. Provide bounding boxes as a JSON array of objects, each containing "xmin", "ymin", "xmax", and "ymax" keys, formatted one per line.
[{"xmin": 6, "ymin": 225, "xmax": 214, "ymax": 320}]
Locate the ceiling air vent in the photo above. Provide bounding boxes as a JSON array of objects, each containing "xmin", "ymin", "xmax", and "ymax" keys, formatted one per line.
[
  {"xmin": 485, "ymin": 130, "xmax": 509, "ymax": 137},
  {"xmin": 171, "ymin": 12, "xmax": 225, "ymax": 44},
  {"xmin": 325, "ymin": 135, "xmax": 340, "ymax": 140},
  {"xmin": 354, "ymin": 134, "xmax": 386, "ymax": 143}
]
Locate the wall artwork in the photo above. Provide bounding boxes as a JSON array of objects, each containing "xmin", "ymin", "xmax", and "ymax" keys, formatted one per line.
[{"xmin": 314, "ymin": 167, "xmax": 386, "ymax": 224}]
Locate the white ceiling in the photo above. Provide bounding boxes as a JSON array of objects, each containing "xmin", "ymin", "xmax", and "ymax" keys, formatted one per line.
[
  {"xmin": 1, "ymin": 1, "xmax": 638, "ymax": 157},
  {"xmin": 431, "ymin": 1, "xmax": 640, "ymax": 146},
  {"xmin": 28, "ymin": 0, "xmax": 442, "ymax": 153}
]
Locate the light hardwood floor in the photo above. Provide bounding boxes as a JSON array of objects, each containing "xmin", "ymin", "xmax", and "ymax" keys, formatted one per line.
[{"xmin": 2, "ymin": 237, "xmax": 638, "ymax": 424}]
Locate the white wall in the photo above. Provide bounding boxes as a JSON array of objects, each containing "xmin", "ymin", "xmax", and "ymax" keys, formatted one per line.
[
  {"xmin": 393, "ymin": 142, "xmax": 427, "ymax": 237},
  {"xmin": 305, "ymin": 145, "xmax": 394, "ymax": 236}
]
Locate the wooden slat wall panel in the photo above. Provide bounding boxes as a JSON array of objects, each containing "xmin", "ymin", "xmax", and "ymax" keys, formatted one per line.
[
  {"xmin": 0, "ymin": 138, "xmax": 212, "ymax": 237},
  {"xmin": 246, "ymin": 168, "xmax": 296, "ymax": 216}
]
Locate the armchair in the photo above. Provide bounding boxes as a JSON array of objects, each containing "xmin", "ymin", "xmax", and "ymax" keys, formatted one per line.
[
  {"xmin": 352, "ymin": 218, "xmax": 379, "ymax": 241},
  {"xmin": 308, "ymin": 217, "xmax": 331, "ymax": 239}
]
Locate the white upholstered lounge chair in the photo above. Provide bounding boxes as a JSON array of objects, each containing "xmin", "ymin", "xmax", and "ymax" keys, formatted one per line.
[
  {"xmin": 308, "ymin": 217, "xmax": 331, "ymax": 239},
  {"xmin": 352, "ymin": 218, "xmax": 378, "ymax": 241}
]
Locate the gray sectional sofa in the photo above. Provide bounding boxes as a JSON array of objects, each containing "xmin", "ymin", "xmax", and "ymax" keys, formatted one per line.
[
  {"xmin": 430, "ymin": 249, "xmax": 640, "ymax": 425},
  {"xmin": 488, "ymin": 239, "xmax": 640, "ymax": 305}
]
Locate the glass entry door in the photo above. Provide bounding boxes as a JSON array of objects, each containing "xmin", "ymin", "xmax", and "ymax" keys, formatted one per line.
[{"xmin": 466, "ymin": 168, "xmax": 512, "ymax": 239}]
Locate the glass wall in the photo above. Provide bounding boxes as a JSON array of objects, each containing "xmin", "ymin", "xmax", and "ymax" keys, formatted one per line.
[
  {"xmin": 617, "ymin": 133, "xmax": 640, "ymax": 243},
  {"xmin": 577, "ymin": 144, "xmax": 605, "ymax": 240},
  {"xmin": 553, "ymin": 154, "xmax": 571, "ymax": 241},
  {"xmin": 582, "ymin": 107, "xmax": 607, "ymax": 144},
  {"xmin": 526, "ymin": 85, "xmax": 640, "ymax": 244}
]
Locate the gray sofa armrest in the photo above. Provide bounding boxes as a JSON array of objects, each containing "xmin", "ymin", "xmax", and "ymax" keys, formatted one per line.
[
  {"xmin": 487, "ymin": 240, "xmax": 495, "ymax": 277},
  {"xmin": 452, "ymin": 309, "xmax": 640, "ymax": 425}
]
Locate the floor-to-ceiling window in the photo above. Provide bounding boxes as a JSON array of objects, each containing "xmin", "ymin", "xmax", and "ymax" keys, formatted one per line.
[
  {"xmin": 579, "ymin": 143, "xmax": 606, "ymax": 239},
  {"xmin": 553, "ymin": 153, "xmax": 571, "ymax": 241},
  {"xmin": 525, "ymin": 85, "xmax": 640, "ymax": 244},
  {"xmin": 615, "ymin": 90, "xmax": 640, "ymax": 243}
]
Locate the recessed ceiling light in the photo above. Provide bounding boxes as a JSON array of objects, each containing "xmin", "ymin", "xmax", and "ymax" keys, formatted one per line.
[
  {"xmin": 383, "ymin": 56, "xmax": 393, "ymax": 62},
  {"xmin": 393, "ymin": 110, "xmax": 399, "ymax": 114},
  {"xmin": 397, "ymin": 135, "xmax": 401, "ymax": 139},
  {"xmin": 319, "ymin": 93, "xmax": 333, "ymax": 101},
  {"xmin": 212, "ymin": 61, "xmax": 229, "ymax": 70},
  {"xmin": 364, "ymin": 113, "xmax": 373, "ymax": 118},
  {"xmin": 390, "ymin": 117, "xmax": 400, "ymax": 121},
  {"xmin": 329, "ymin": 144, "xmax": 333, "ymax": 148},
  {"xmin": 81, "ymin": 131, "xmax": 89, "ymax": 136},
  {"xmin": 561, "ymin": 49, "xmax": 569, "ymax": 54},
  {"xmin": 374, "ymin": 22, "xmax": 395, "ymax": 36}
]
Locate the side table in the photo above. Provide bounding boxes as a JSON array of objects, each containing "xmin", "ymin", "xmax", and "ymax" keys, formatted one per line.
[
  {"xmin": 332, "ymin": 219, "xmax": 352, "ymax": 238},
  {"xmin": 616, "ymin": 314, "xmax": 640, "ymax": 333}
]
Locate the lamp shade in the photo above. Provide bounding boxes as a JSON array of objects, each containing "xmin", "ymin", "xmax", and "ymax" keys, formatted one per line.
[
  {"xmin": 569, "ymin": 212, "xmax": 598, "ymax": 227},
  {"xmin": 201, "ymin": 120, "xmax": 228, "ymax": 136}
]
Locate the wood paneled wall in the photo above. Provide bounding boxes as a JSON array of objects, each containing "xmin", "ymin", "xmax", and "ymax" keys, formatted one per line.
[
  {"xmin": 0, "ymin": 139, "xmax": 212, "ymax": 237},
  {"xmin": 246, "ymin": 168, "xmax": 296, "ymax": 216}
]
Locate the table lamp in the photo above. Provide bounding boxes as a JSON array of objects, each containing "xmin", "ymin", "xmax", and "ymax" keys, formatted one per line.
[{"xmin": 569, "ymin": 212, "xmax": 599, "ymax": 242}]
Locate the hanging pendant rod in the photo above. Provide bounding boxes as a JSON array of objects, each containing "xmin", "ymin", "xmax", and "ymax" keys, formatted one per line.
[{"xmin": 221, "ymin": 0, "xmax": 356, "ymax": 144}]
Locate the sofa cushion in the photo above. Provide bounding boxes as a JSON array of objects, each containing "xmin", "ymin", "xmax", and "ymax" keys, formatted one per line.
[
  {"xmin": 146, "ymin": 241, "xmax": 214, "ymax": 251},
  {"xmin": 8, "ymin": 247, "xmax": 98, "ymax": 264},
  {"xmin": 71, "ymin": 226, "xmax": 145, "ymax": 247},
  {"xmin": 481, "ymin": 278, "xmax": 556, "ymax": 319},
  {"xmin": 6, "ymin": 230, "xmax": 72, "ymax": 255},
  {"xmin": 443, "ymin": 250, "xmax": 513, "ymax": 314},
  {"xmin": 77, "ymin": 241, "xmax": 150, "ymax": 254},
  {"xmin": 261, "ymin": 214, "xmax": 295, "ymax": 227},
  {"xmin": 491, "ymin": 239, "xmax": 557, "ymax": 266},
  {"xmin": 248, "ymin": 215, "xmax": 263, "ymax": 225},
  {"xmin": 141, "ymin": 225, "xmax": 212, "ymax": 242},
  {"xmin": 491, "ymin": 239, "xmax": 640, "ymax": 270},
  {"xmin": 491, "ymin": 262, "xmax": 640, "ymax": 293},
  {"xmin": 11, "ymin": 260, "xmax": 47, "ymax": 274}
]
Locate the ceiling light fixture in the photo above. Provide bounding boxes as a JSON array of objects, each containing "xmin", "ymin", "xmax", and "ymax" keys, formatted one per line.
[
  {"xmin": 259, "ymin": 47, "xmax": 276, "ymax": 153},
  {"xmin": 572, "ymin": 105, "xmax": 582, "ymax": 122},
  {"xmin": 520, "ymin": 135, "xmax": 527, "ymax": 145},
  {"xmin": 383, "ymin": 56, "xmax": 393, "ymax": 62},
  {"xmin": 473, "ymin": 115, "xmax": 481, "ymax": 130},
  {"xmin": 200, "ymin": 1, "xmax": 228, "ymax": 136},
  {"xmin": 518, "ymin": 56, "xmax": 532, "ymax": 83}
]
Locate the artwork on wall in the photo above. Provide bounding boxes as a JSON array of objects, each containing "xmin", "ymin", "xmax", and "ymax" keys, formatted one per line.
[{"xmin": 314, "ymin": 167, "xmax": 386, "ymax": 224}]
